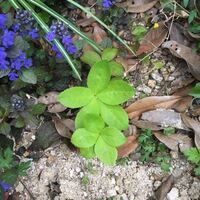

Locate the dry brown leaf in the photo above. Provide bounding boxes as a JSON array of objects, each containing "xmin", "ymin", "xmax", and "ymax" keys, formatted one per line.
[
  {"xmin": 155, "ymin": 175, "xmax": 175, "ymax": 200},
  {"xmin": 153, "ymin": 131, "xmax": 192, "ymax": 152},
  {"xmin": 116, "ymin": 57, "xmax": 139, "ymax": 75},
  {"xmin": 172, "ymin": 96, "xmax": 192, "ymax": 113},
  {"xmin": 181, "ymin": 114, "xmax": 200, "ymax": 149},
  {"xmin": 116, "ymin": 0, "xmax": 158, "ymax": 13},
  {"xmin": 141, "ymin": 109, "xmax": 189, "ymax": 130},
  {"xmin": 125, "ymin": 96, "xmax": 182, "ymax": 119},
  {"xmin": 52, "ymin": 117, "xmax": 74, "ymax": 138},
  {"xmin": 132, "ymin": 120, "xmax": 163, "ymax": 131},
  {"xmin": 38, "ymin": 91, "xmax": 59, "ymax": 105},
  {"xmin": 118, "ymin": 135, "xmax": 138, "ymax": 158},
  {"xmin": 48, "ymin": 103, "xmax": 66, "ymax": 113},
  {"xmin": 162, "ymin": 41, "xmax": 200, "ymax": 80},
  {"xmin": 137, "ymin": 22, "xmax": 168, "ymax": 55},
  {"xmin": 92, "ymin": 23, "xmax": 107, "ymax": 44}
]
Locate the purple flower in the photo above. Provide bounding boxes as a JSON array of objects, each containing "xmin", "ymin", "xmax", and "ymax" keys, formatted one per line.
[
  {"xmin": 62, "ymin": 35, "xmax": 73, "ymax": 46},
  {"xmin": 46, "ymin": 31, "xmax": 56, "ymax": 41},
  {"xmin": 24, "ymin": 58, "xmax": 32, "ymax": 68},
  {"xmin": 67, "ymin": 44, "xmax": 77, "ymax": 55},
  {"xmin": 2, "ymin": 29, "xmax": 15, "ymax": 48},
  {"xmin": 102, "ymin": 0, "xmax": 113, "ymax": 8},
  {"xmin": 52, "ymin": 44, "xmax": 63, "ymax": 58},
  {"xmin": 12, "ymin": 23, "xmax": 20, "ymax": 32},
  {"xmin": 8, "ymin": 71, "xmax": 18, "ymax": 81},
  {"xmin": 28, "ymin": 29, "xmax": 39, "ymax": 39},
  {"xmin": 0, "ymin": 180, "xmax": 10, "ymax": 192},
  {"xmin": 0, "ymin": 14, "xmax": 7, "ymax": 29},
  {"xmin": 0, "ymin": 47, "xmax": 9, "ymax": 70}
]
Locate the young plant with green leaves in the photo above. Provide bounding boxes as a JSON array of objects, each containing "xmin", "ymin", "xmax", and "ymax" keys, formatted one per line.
[
  {"xmin": 137, "ymin": 129, "xmax": 171, "ymax": 171},
  {"xmin": 58, "ymin": 48, "xmax": 135, "ymax": 164},
  {"xmin": 0, "ymin": 147, "xmax": 30, "ymax": 197},
  {"xmin": 184, "ymin": 148, "xmax": 200, "ymax": 176}
]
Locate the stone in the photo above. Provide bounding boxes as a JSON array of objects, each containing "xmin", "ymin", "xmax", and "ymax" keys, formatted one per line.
[
  {"xmin": 107, "ymin": 189, "xmax": 117, "ymax": 197},
  {"xmin": 137, "ymin": 84, "xmax": 152, "ymax": 94},
  {"xmin": 148, "ymin": 80, "xmax": 156, "ymax": 88},
  {"xmin": 151, "ymin": 71, "xmax": 163, "ymax": 83},
  {"xmin": 167, "ymin": 187, "xmax": 179, "ymax": 200}
]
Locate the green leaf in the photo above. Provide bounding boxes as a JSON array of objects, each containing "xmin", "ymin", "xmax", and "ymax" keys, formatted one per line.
[
  {"xmin": 87, "ymin": 60, "xmax": 111, "ymax": 94},
  {"xmin": 80, "ymin": 147, "xmax": 95, "ymax": 159},
  {"xmin": 0, "ymin": 148, "xmax": 13, "ymax": 169},
  {"xmin": 100, "ymin": 103, "xmax": 128, "ymax": 130},
  {"xmin": 189, "ymin": 83, "xmax": 200, "ymax": 98},
  {"xmin": 108, "ymin": 61, "xmax": 124, "ymax": 76},
  {"xmin": 101, "ymin": 127, "xmax": 126, "ymax": 147},
  {"xmin": 83, "ymin": 114, "xmax": 105, "ymax": 132},
  {"xmin": 183, "ymin": 0, "xmax": 189, "ymax": 7},
  {"xmin": 188, "ymin": 10, "xmax": 197, "ymax": 24},
  {"xmin": 97, "ymin": 79, "xmax": 135, "ymax": 105},
  {"xmin": 102, "ymin": 48, "xmax": 118, "ymax": 61},
  {"xmin": 58, "ymin": 87, "xmax": 94, "ymax": 108},
  {"xmin": 95, "ymin": 136, "xmax": 117, "ymax": 165},
  {"xmin": 81, "ymin": 51, "xmax": 101, "ymax": 66},
  {"xmin": 0, "ymin": 122, "xmax": 11, "ymax": 135},
  {"xmin": 194, "ymin": 166, "xmax": 200, "ymax": 176},
  {"xmin": 17, "ymin": 161, "xmax": 31, "ymax": 176},
  {"xmin": 31, "ymin": 103, "xmax": 46, "ymax": 115},
  {"xmin": 132, "ymin": 25, "xmax": 148, "ymax": 41},
  {"xmin": 13, "ymin": 116, "xmax": 25, "ymax": 128},
  {"xmin": 184, "ymin": 148, "xmax": 200, "ymax": 165},
  {"xmin": 20, "ymin": 69, "xmax": 37, "ymax": 84},
  {"xmin": 75, "ymin": 98, "xmax": 100, "ymax": 128},
  {"xmin": 71, "ymin": 128, "xmax": 99, "ymax": 148}
]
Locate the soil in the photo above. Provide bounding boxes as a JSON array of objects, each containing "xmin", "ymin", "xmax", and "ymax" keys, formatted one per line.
[{"xmin": 15, "ymin": 144, "xmax": 200, "ymax": 200}]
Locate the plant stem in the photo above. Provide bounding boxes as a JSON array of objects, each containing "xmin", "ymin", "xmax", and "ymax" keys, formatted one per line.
[
  {"xmin": 8, "ymin": 0, "xmax": 21, "ymax": 9},
  {"xmin": 65, "ymin": 0, "xmax": 136, "ymax": 56},
  {"xmin": 28, "ymin": 0, "xmax": 101, "ymax": 53},
  {"xmin": 17, "ymin": 0, "xmax": 81, "ymax": 80}
]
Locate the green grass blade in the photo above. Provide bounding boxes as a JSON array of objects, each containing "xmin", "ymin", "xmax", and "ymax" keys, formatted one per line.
[
  {"xmin": 66, "ymin": 0, "xmax": 136, "ymax": 56},
  {"xmin": 17, "ymin": 0, "xmax": 81, "ymax": 80},
  {"xmin": 28, "ymin": 0, "xmax": 101, "ymax": 53},
  {"xmin": 8, "ymin": 0, "xmax": 21, "ymax": 9}
]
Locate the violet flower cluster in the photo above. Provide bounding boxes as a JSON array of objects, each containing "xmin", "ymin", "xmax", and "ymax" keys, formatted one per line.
[
  {"xmin": 46, "ymin": 20, "xmax": 77, "ymax": 58},
  {"xmin": 0, "ymin": 180, "xmax": 10, "ymax": 192},
  {"xmin": 102, "ymin": 0, "xmax": 113, "ymax": 8},
  {"xmin": 0, "ymin": 13, "xmax": 33, "ymax": 80},
  {"xmin": 14, "ymin": 9, "xmax": 39, "ymax": 39}
]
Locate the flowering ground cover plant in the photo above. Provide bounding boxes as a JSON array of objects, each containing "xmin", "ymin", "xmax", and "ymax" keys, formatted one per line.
[
  {"xmin": 0, "ymin": 13, "xmax": 33, "ymax": 80},
  {"xmin": 58, "ymin": 48, "xmax": 135, "ymax": 164}
]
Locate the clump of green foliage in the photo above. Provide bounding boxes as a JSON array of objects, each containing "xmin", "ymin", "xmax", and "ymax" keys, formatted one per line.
[
  {"xmin": 58, "ymin": 48, "xmax": 135, "ymax": 165},
  {"xmin": 137, "ymin": 129, "xmax": 171, "ymax": 171},
  {"xmin": 184, "ymin": 148, "xmax": 200, "ymax": 176},
  {"xmin": 0, "ymin": 147, "xmax": 30, "ymax": 197}
]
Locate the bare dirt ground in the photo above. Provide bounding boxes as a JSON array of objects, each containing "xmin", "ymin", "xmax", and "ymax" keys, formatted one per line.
[{"xmin": 15, "ymin": 144, "xmax": 200, "ymax": 200}]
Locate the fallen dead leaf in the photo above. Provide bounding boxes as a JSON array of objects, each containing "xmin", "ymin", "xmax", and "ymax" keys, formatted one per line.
[
  {"xmin": 153, "ymin": 131, "xmax": 192, "ymax": 152},
  {"xmin": 92, "ymin": 22, "xmax": 107, "ymax": 44},
  {"xmin": 118, "ymin": 135, "xmax": 138, "ymax": 158},
  {"xmin": 116, "ymin": 0, "xmax": 158, "ymax": 13},
  {"xmin": 132, "ymin": 119, "xmax": 163, "ymax": 131},
  {"xmin": 155, "ymin": 175, "xmax": 175, "ymax": 200},
  {"xmin": 48, "ymin": 103, "xmax": 66, "ymax": 113},
  {"xmin": 181, "ymin": 114, "xmax": 200, "ymax": 149},
  {"xmin": 137, "ymin": 22, "xmax": 168, "ymax": 55},
  {"xmin": 38, "ymin": 91, "xmax": 59, "ymax": 105},
  {"xmin": 162, "ymin": 41, "xmax": 200, "ymax": 80},
  {"xmin": 172, "ymin": 96, "xmax": 192, "ymax": 113},
  {"xmin": 125, "ymin": 96, "xmax": 182, "ymax": 119},
  {"xmin": 116, "ymin": 57, "xmax": 139, "ymax": 75},
  {"xmin": 52, "ymin": 116, "xmax": 75, "ymax": 138},
  {"xmin": 141, "ymin": 109, "xmax": 189, "ymax": 130}
]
